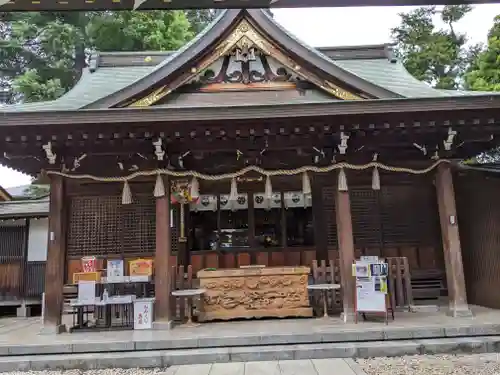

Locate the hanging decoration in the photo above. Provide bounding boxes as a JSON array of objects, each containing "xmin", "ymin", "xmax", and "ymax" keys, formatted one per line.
[
  {"xmin": 338, "ymin": 168, "xmax": 348, "ymax": 192},
  {"xmin": 372, "ymin": 166, "xmax": 380, "ymax": 191},
  {"xmin": 170, "ymin": 180, "xmax": 198, "ymax": 205},
  {"xmin": 264, "ymin": 176, "xmax": 273, "ymax": 201},
  {"xmin": 122, "ymin": 181, "xmax": 132, "ymax": 205},
  {"xmin": 229, "ymin": 178, "xmax": 238, "ymax": 202},
  {"xmin": 190, "ymin": 177, "xmax": 200, "ymax": 201},
  {"xmin": 153, "ymin": 174, "xmax": 165, "ymax": 197},
  {"xmin": 302, "ymin": 172, "xmax": 311, "ymax": 196},
  {"xmin": 47, "ymin": 159, "xmax": 451, "ymax": 202}
]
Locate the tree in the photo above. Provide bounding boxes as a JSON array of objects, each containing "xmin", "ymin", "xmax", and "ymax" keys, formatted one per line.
[
  {"xmin": 464, "ymin": 15, "xmax": 500, "ymax": 91},
  {"xmin": 0, "ymin": 10, "xmax": 215, "ymax": 103},
  {"xmin": 391, "ymin": 5, "xmax": 476, "ymax": 90}
]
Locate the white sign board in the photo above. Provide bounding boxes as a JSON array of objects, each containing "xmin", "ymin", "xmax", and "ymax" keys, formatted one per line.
[
  {"xmin": 355, "ymin": 277, "xmax": 386, "ymax": 312},
  {"xmin": 107, "ymin": 259, "xmax": 124, "ymax": 279},
  {"xmin": 134, "ymin": 299, "xmax": 154, "ymax": 330},
  {"xmin": 77, "ymin": 281, "xmax": 96, "ymax": 304}
]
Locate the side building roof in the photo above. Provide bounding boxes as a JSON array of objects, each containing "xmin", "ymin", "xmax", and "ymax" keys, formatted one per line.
[{"xmin": 0, "ymin": 196, "xmax": 49, "ymax": 218}]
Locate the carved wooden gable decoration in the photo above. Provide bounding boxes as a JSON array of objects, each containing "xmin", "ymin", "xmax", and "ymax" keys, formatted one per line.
[{"xmin": 126, "ymin": 17, "xmax": 368, "ymax": 108}]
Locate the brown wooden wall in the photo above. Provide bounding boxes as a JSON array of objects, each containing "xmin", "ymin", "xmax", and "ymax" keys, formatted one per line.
[
  {"xmin": 65, "ymin": 175, "xmax": 444, "ymax": 281},
  {"xmin": 0, "ymin": 222, "xmax": 28, "ymax": 300},
  {"xmin": 455, "ymin": 171, "xmax": 500, "ymax": 309},
  {"xmin": 319, "ymin": 172, "xmax": 444, "ymax": 274}
]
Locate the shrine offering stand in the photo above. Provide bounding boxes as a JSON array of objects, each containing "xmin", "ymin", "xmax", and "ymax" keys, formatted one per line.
[{"xmin": 197, "ymin": 266, "xmax": 313, "ymax": 322}]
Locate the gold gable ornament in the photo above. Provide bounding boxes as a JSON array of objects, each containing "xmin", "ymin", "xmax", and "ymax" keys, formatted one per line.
[{"xmin": 126, "ymin": 18, "xmax": 363, "ymax": 107}]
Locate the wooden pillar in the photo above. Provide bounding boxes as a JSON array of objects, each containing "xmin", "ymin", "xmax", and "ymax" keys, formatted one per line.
[
  {"xmin": 435, "ymin": 163, "xmax": 472, "ymax": 317},
  {"xmin": 312, "ymin": 178, "xmax": 328, "ymax": 261},
  {"xmin": 154, "ymin": 177, "xmax": 172, "ymax": 328},
  {"xmin": 334, "ymin": 172, "xmax": 356, "ymax": 322},
  {"xmin": 42, "ymin": 174, "xmax": 66, "ymax": 334}
]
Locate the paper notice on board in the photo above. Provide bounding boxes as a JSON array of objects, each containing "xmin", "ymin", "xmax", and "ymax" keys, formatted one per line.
[
  {"xmin": 356, "ymin": 277, "xmax": 385, "ymax": 312},
  {"xmin": 352, "ymin": 262, "xmax": 370, "ymax": 277}
]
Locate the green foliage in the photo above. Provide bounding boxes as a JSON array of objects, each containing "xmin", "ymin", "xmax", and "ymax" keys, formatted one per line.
[
  {"xmin": 464, "ymin": 15, "xmax": 500, "ymax": 91},
  {"xmin": 391, "ymin": 5, "xmax": 477, "ymax": 90},
  {"xmin": 0, "ymin": 10, "xmax": 214, "ymax": 103}
]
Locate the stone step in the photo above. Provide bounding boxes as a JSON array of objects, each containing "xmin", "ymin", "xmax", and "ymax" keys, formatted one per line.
[
  {"xmin": 7, "ymin": 322, "xmax": 500, "ymax": 356},
  {"xmin": 1, "ymin": 336, "xmax": 500, "ymax": 372}
]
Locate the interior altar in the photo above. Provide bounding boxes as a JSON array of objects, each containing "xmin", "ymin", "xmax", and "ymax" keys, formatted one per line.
[{"xmin": 197, "ymin": 266, "xmax": 313, "ymax": 321}]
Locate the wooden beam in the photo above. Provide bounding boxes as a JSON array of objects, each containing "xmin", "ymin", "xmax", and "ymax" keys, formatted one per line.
[
  {"xmin": 154, "ymin": 177, "xmax": 173, "ymax": 329},
  {"xmin": 41, "ymin": 174, "xmax": 66, "ymax": 334},
  {"xmin": 435, "ymin": 163, "xmax": 472, "ymax": 317},
  {"xmin": 334, "ymin": 173, "xmax": 356, "ymax": 322}
]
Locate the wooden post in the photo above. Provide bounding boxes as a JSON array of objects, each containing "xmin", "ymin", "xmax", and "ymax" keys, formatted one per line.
[
  {"xmin": 334, "ymin": 173, "xmax": 356, "ymax": 322},
  {"xmin": 41, "ymin": 174, "xmax": 66, "ymax": 334},
  {"xmin": 435, "ymin": 163, "xmax": 472, "ymax": 317},
  {"xmin": 154, "ymin": 177, "xmax": 173, "ymax": 329}
]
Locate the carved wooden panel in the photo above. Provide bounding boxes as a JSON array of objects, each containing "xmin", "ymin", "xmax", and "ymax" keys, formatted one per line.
[{"xmin": 197, "ymin": 266, "xmax": 313, "ymax": 321}]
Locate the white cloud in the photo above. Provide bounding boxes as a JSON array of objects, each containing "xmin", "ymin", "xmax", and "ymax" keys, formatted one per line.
[
  {"xmin": 1, "ymin": 5, "xmax": 498, "ymax": 188},
  {"xmin": 273, "ymin": 5, "xmax": 500, "ymax": 47}
]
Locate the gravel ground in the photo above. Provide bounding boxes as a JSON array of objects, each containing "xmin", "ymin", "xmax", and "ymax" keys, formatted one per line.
[{"xmin": 358, "ymin": 354, "xmax": 500, "ymax": 375}]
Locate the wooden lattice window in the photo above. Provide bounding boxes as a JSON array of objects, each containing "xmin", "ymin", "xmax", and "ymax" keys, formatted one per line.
[
  {"xmin": 350, "ymin": 187, "xmax": 382, "ymax": 247},
  {"xmin": 322, "ymin": 187, "xmax": 337, "ymax": 248},
  {"xmin": 380, "ymin": 184, "xmax": 439, "ymax": 246},
  {"xmin": 67, "ymin": 194, "xmax": 178, "ymax": 257},
  {"xmin": 0, "ymin": 223, "xmax": 26, "ymax": 261}
]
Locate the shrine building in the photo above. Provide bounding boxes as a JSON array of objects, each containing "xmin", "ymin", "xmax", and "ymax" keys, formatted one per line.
[{"xmin": 1, "ymin": 8, "xmax": 500, "ymax": 330}]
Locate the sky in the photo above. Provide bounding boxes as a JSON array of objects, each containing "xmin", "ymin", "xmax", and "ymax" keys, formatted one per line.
[{"xmin": 1, "ymin": 4, "xmax": 500, "ymax": 189}]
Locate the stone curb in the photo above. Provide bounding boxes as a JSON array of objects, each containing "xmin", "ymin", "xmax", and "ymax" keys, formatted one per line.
[
  {"xmin": 6, "ymin": 323, "xmax": 500, "ymax": 356},
  {"xmin": 1, "ymin": 336, "xmax": 500, "ymax": 371}
]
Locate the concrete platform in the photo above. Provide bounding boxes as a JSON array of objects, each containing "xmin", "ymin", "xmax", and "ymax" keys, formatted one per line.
[
  {"xmin": 0, "ymin": 305, "xmax": 498, "ymax": 370},
  {"xmin": 0, "ymin": 305, "xmax": 498, "ymax": 356},
  {"xmin": 0, "ymin": 336, "xmax": 499, "ymax": 371}
]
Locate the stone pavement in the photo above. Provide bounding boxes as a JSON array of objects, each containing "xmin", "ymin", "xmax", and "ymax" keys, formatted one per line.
[{"xmin": 164, "ymin": 359, "xmax": 366, "ymax": 375}]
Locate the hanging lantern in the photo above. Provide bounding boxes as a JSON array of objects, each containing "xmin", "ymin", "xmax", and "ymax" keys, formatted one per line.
[
  {"xmin": 153, "ymin": 174, "xmax": 165, "ymax": 197},
  {"xmin": 338, "ymin": 168, "xmax": 348, "ymax": 192},
  {"xmin": 122, "ymin": 180, "xmax": 132, "ymax": 204},
  {"xmin": 190, "ymin": 177, "xmax": 200, "ymax": 202},
  {"xmin": 372, "ymin": 166, "xmax": 380, "ymax": 191},
  {"xmin": 302, "ymin": 172, "xmax": 311, "ymax": 196}
]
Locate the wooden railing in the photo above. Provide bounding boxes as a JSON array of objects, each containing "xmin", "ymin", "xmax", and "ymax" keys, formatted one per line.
[
  {"xmin": 310, "ymin": 257, "xmax": 415, "ymax": 316},
  {"xmin": 169, "ymin": 265, "xmax": 195, "ymax": 322}
]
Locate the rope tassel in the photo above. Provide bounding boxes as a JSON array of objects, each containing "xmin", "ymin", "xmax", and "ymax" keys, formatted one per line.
[
  {"xmin": 265, "ymin": 175, "xmax": 273, "ymax": 201},
  {"xmin": 338, "ymin": 168, "xmax": 348, "ymax": 192},
  {"xmin": 153, "ymin": 174, "xmax": 165, "ymax": 197},
  {"xmin": 302, "ymin": 172, "xmax": 311, "ymax": 196},
  {"xmin": 229, "ymin": 177, "xmax": 238, "ymax": 202},
  {"xmin": 372, "ymin": 166, "xmax": 381, "ymax": 191},
  {"xmin": 190, "ymin": 176, "xmax": 200, "ymax": 201},
  {"xmin": 122, "ymin": 180, "xmax": 132, "ymax": 204}
]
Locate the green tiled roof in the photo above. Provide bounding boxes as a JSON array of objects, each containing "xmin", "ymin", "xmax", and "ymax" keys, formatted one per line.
[
  {"xmin": 334, "ymin": 59, "xmax": 448, "ymax": 98},
  {"xmin": 2, "ymin": 66, "xmax": 154, "ymax": 112},
  {"xmin": 2, "ymin": 8, "xmax": 498, "ymax": 113}
]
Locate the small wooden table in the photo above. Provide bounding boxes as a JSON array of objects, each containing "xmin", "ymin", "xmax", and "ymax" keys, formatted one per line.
[
  {"xmin": 307, "ymin": 284, "xmax": 341, "ymax": 318},
  {"xmin": 172, "ymin": 288, "xmax": 206, "ymax": 327}
]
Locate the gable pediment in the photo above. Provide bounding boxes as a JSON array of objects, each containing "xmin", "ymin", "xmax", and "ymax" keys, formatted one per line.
[
  {"xmin": 87, "ymin": 9, "xmax": 400, "ymax": 110},
  {"xmin": 127, "ymin": 18, "xmax": 365, "ymax": 108}
]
